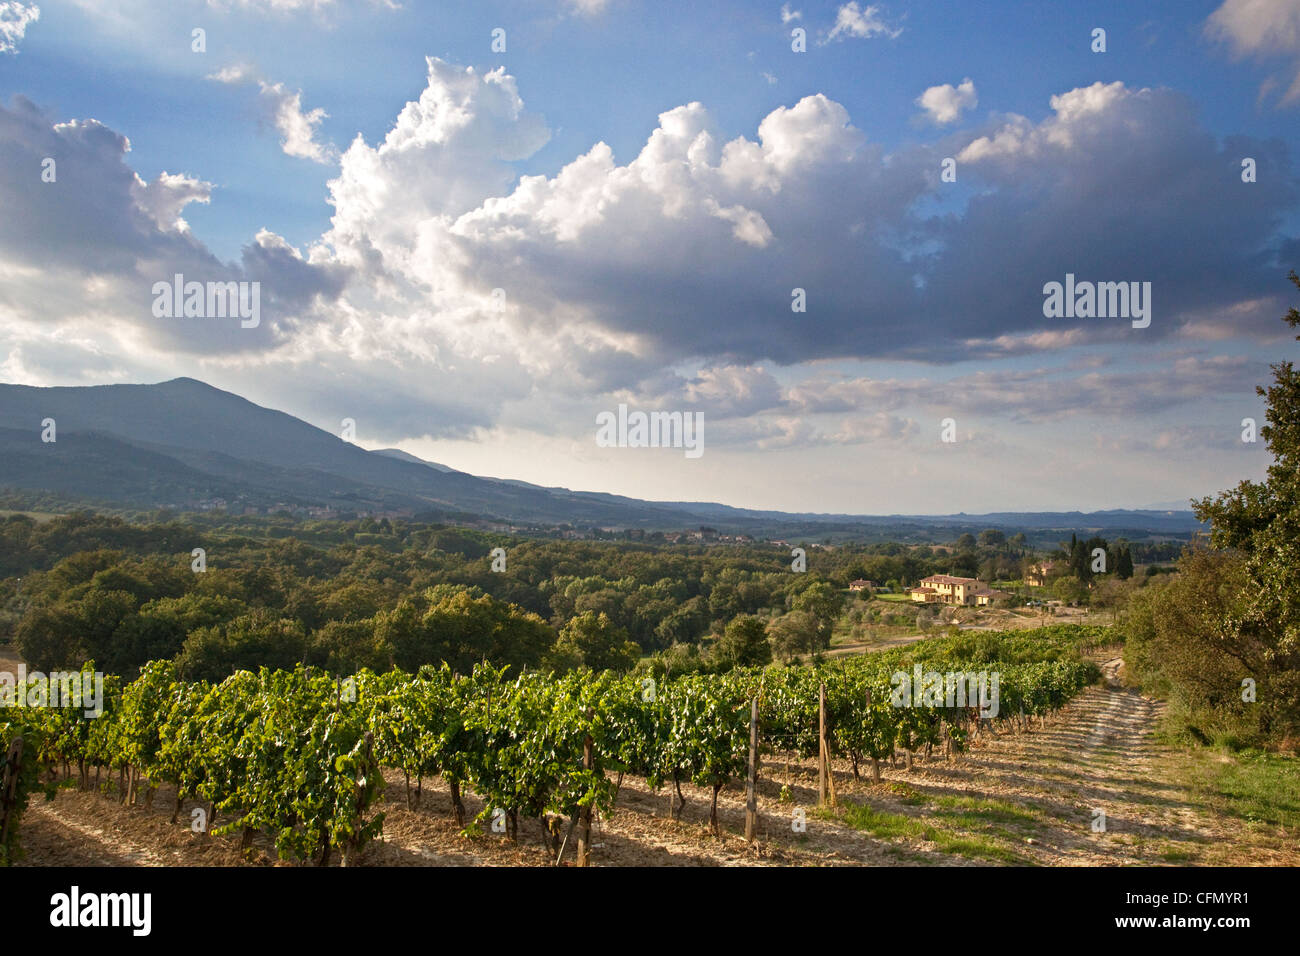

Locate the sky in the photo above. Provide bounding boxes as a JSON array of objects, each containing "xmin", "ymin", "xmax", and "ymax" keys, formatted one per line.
[{"xmin": 1, "ymin": 0, "xmax": 1298, "ymax": 515}]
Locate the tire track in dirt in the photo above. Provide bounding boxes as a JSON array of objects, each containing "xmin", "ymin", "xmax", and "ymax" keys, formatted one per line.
[
  {"xmin": 1083, "ymin": 659, "xmax": 1152, "ymax": 755},
  {"xmin": 933, "ymin": 654, "xmax": 1226, "ymax": 864}
]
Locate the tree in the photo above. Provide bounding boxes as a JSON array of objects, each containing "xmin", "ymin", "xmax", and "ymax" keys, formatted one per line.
[
  {"xmin": 978, "ymin": 529, "xmax": 1006, "ymax": 551},
  {"xmin": 642, "ymin": 641, "xmax": 707, "ymax": 679},
  {"xmin": 1069, "ymin": 535, "xmax": 1109, "ymax": 584},
  {"xmin": 707, "ymin": 581, "xmax": 743, "ymax": 621},
  {"xmin": 1089, "ymin": 576, "xmax": 1132, "ymax": 616},
  {"xmin": 955, "ymin": 533, "xmax": 977, "ymax": 551},
  {"xmin": 789, "ymin": 580, "xmax": 844, "ymax": 648},
  {"xmin": 419, "ymin": 588, "xmax": 555, "ymax": 673},
  {"xmin": 766, "ymin": 610, "xmax": 822, "ymax": 662},
  {"xmin": 1116, "ymin": 546, "xmax": 1134, "ymax": 580},
  {"xmin": 1051, "ymin": 575, "xmax": 1088, "ymax": 605},
  {"xmin": 1193, "ymin": 269, "xmax": 1300, "ymax": 742},
  {"xmin": 949, "ymin": 550, "xmax": 979, "ymax": 578},
  {"xmin": 309, "ymin": 618, "xmax": 389, "ymax": 674},
  {"xmin": 653, "ymin": 597, "xmax": 708, "ymax": 647},
  {"xmin": 1125, "ymin": 549, "xmax": 1262, "ymax": 745},
  {"xmin": 175, "ymin": 610, "xmax": 307, "ymax": 681},
  {"xmin": 1065, "ymin": 533, "xmax": 1080, "ymax": 575},
  {"xmin": 72, "ymin": 589, "xmax": 139, "ymax": 668},
  {"xmin": 15, "ymin": 603, "xmax": 83, "ymax": 671},
  {"xmin": 711, "ymin": 615, "xmax": 772, "ymax": 669},
  {"xmin": 552, "ymin": 611, "xmax": 641, "ymax": 673}
]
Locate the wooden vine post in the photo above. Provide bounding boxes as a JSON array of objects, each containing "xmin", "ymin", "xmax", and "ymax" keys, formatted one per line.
[
  {"xmin": 1, "ymin": 735, "xmax": 24, "ymax": 851},
  {"xmin": 576, "ymin": 713, "xmax": 594, "ymax": 867},
  {"xmin": 818, "ymin": 683, "xmax": 836, "ymax": 807},
  {"xmin": 744, "ymin": 698, "xmax": 759, "ymax": 842}
]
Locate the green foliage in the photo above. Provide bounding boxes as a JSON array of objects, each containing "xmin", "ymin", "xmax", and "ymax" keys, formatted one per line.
[
  {"xmin": 1191, "ymin": 270, "xmax": 1300, "ymax": 745},
  {"xmin": 767, "ymin": 609, "xmax": 823, "ymax": 662},
  {"xmin": 789, "ymin": 580, "xmax": 845, "ymax": 647},
  {"xmin": 1115, "ymin": 545, "xmax": 1134, "ymax": 580},
  {"xmin": 176, "ymin": 610, "xmax": 308, "ymax": 682},
  {"xmin": 0, "ymin": 624, "xmax": 1102, "ymax": 863},
  {"xmin": 552, "ymin": 611, "xmax": 640, "ymax": 673},
  {"xmin": 1124, "ymin": 550, "xmax": 1274, "ymax": 748},
  {"xmin": 0, "ymin": 623, "xmax": 1101, "ymax": 861},
  {"xmin": 0, "ymin": 718, "xmax": 55, "ymax": 866},
  {"xmin": 4, "ymin": 508, "xmax": 1144, "ymax": 679},
  {"xmin": 712, "ymin": 614, "xmax": 772, "ymax": 669}
]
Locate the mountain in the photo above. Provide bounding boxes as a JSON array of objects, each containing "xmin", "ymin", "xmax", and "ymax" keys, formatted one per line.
[
  {"xmin": 0, "ymin": 378, "xmax": 1207, "ymax": 539},
  {"xmin": 372, "ymin": 448, "xmax": 457, "ymax": 473},
  {"xmin": 0, "ymin": 378, "xmax": 689, "ymax": 526},
  {"xmin": 1138, "ymin": 499, "xmax": 1201, "ymax": 511}
]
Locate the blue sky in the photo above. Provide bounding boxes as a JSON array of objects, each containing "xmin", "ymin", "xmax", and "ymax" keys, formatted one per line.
[
  {"xmin": 1, "ymin": 0, "xmax": 1298, "ymax": 514},
  {"xmin": 12, "ymin": 1, "xmax": 1298, "ymax": 260}
]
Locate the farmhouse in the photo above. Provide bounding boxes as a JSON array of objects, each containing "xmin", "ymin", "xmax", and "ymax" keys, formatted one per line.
[
  {"xmin": 1025, "ymin": 561, "xmax": 1058, "ymax": 587},
  {"xmin": 909, "ymin": 575, "xmax": 1007, "ymax": 606},
  {"xmin": 849, "ymin": 579, "xmax": 875, "ymax": 592}
]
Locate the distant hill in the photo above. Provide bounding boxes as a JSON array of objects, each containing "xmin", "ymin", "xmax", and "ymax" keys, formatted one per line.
[
  {"xmin": 0, "ymin": 378, "xmax": 1207, "ymax": 540},
  {"xmin": 372, "ymin": 448, "xmax": 457, "ymax": 473}
]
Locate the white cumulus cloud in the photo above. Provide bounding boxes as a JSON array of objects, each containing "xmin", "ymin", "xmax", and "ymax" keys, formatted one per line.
[
  {"xmin": 1206, "ymin": 0, "xmax": 1300, "ymax": 105},
  {"xmin": 0, "ymin": 2, "xmax": 38, "ymax": 54},
  {"xmin": 0, "ymin": 60, "xmax": 1294, "ymax": 462},
  {"xmin": 566, "ymin": 0, "xmax": 611, "ymax": 15},
  {"xmin": 823, "ymin": 3, "xmax": 900, "ymax": 44},
  {"xmin": 131, "ymin": 171, "xmax": 213, "ymax": 232},
  {"xmin": 210, "ymin": 66, "xmax": 337, "ymax": 163},
  {"xmin": 916, "ymin": 77, "xmax": 977, "ymax": 124}
]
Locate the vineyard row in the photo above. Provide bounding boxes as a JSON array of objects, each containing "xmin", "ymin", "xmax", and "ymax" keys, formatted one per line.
[{"xmin": 1, "ymin": 625, "xmax": 1104, "ymax": 865}]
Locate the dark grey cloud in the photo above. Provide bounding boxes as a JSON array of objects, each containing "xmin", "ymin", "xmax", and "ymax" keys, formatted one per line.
[{"xmin": 0, "ymin": 96, "xmax": 349, "ymax": 356}]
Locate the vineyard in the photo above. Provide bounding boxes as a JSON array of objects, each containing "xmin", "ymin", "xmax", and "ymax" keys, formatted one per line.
[{"xmin": 0, "ymin": 625, "xmax": 1104, "ymax": 866}]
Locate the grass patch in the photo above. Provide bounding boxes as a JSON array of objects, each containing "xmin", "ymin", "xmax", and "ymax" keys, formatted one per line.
[
  {"xmin": 1173, "ymin": 747, "xmax": 1300, "ymax": 830},
  {"xmin": 929, "ymin": 795, "xmax": 1042, "ymax": 827},
  {"xmin": 884, "ymin": 782, "xmax": 1044, "ymax": 830},
  {"xmin": 1157, "ymin": 845, "xmax": 1199, "ymax": 863},
  {"xmin": 821, "ymin": 801, "xmax": 1032, "ymax": 864}
]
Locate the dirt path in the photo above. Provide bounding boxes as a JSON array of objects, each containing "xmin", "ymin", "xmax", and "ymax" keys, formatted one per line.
[
  {"xmin": 832, "ymin": 654, "xmax": 1288, "ymax": 866},
  {"xmin": 22, "ymin": 799, "xmax": 174, "ymax": 866},
  {"xmin": 12, "ymin": 657, "xmax": 1292, "ymax": 866}
]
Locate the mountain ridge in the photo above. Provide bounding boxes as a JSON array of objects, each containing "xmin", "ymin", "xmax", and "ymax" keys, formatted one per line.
[{"xmin": 0, "ymin": 378, "xmax": 1207, "ymax": 538}]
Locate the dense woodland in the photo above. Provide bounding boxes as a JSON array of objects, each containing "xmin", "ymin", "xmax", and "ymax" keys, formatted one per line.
[{"xmin": 0, "ymin": 508, "xmax": 1173, "ymax": 683}]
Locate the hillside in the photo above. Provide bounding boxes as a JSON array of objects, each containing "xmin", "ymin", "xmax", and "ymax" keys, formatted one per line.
[{"xmin": 0, "ymin": 378, "xmax": 1206, "ymax": 540}]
